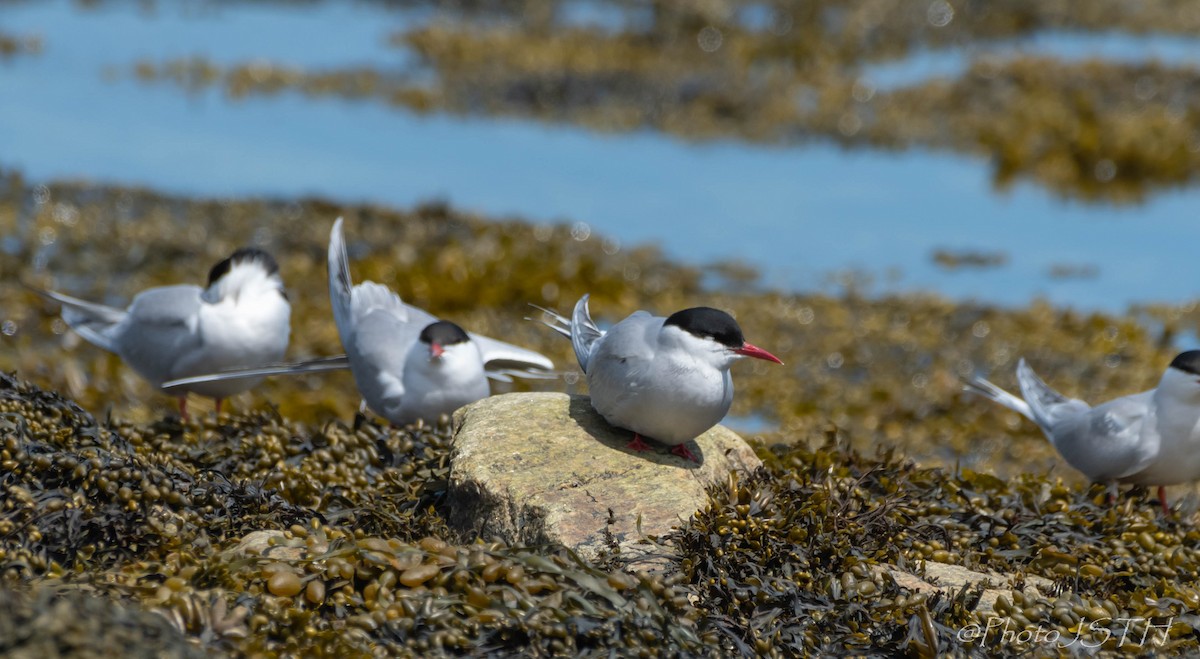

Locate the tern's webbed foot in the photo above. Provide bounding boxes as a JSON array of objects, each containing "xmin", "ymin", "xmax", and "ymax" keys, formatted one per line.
[
  {"xmin": 670, "ymin": 443, "xmax": 699, "ymax": 462},
  {"xmin": 626, "ymin": 434, "xmax": 653, "ymax": 453}
]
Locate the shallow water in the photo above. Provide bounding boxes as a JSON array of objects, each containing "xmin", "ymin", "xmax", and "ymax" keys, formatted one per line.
[{"xmin": 3, "ymin": 0, "xmax": 1200, "ymax": 312}]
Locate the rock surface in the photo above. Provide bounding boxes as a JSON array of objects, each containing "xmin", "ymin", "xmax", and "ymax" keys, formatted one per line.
[
  {"xmin": 224, "ymin": 529, "xmax": 306, "ymax": 562},
  {"xmin": 447, "ymin": 392, "xmax": 763, "ymax": 568},
  {"xmin": 881, "ymin": 561, "xmax": 1055, "ymax": 616}
]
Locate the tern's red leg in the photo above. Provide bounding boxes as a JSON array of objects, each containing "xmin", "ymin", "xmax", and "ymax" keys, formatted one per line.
[
  {"xmin": 1159, "ymin": 486, "xmax": 1169, "ymax": 515},
  {"xmin": 215, "ymin": 398, "xmax": 224, "ymax": 416},
  {"xmin": 670, "ymin": 443, "xmax": 698, "ymax": 462},
  {"xmin": 178, "ymin": 396, "xmax": 190, "ymax": 423},
  {"xmin": 625, "ymin": 433, "xmax": 653, "ymax": 453}
]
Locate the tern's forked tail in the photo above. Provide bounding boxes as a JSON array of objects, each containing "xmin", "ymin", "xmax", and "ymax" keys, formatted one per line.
[
  {"xmin": 25, "ymin": 284, "xmax": 125, "ymax": 354},
  {"xmin": 529, "ymin": 294, "xmax": 603, "ymax": 374},
  {"xmin": 1014, "ymin": 358, "xmax": 1084, "ymax": 432},
  {"xmin": 568, "ymin": 295, "xmax": 603, "ymax": 373},
  {"xmin": 962, "ymin": 374, "xmax": 1035, "ymax": 421}
]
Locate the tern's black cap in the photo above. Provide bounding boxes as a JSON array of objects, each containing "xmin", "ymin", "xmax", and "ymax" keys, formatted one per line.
[
  {"xmin": 1170, "ymin": 350, "xmax": 1200, "ymax": 376},
  {"xmin": 663, "ymin": 307, "xmax": 744, "ymax": 349},
  {"xmin": 419, "ymin": 321, "xmax": 471, "ymax": 347},
  {"xmin": 207, "ymin": 247, "xmax": 280, "ymax": 286}
]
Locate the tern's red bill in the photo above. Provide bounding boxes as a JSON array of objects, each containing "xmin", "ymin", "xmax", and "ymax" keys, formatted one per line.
[{"xmin": 735, "ymin": 342, "xmax": 783, "ymax": 365}]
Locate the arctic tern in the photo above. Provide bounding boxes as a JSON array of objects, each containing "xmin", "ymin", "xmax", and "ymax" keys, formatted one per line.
[
  {"xmin": 964, "ymin": 352, "xmax": 1200, "ymax": 513},
  {"xmin": 538, "ymin": 294, "xmax": 782, "ymax": 461},
  {"xmin": 31, "ymin": 247, "xmax": 291, "ymax": 420},
  {"xmin": 164, "ymin": 218, "xmax": 554, "ymax": 426}
]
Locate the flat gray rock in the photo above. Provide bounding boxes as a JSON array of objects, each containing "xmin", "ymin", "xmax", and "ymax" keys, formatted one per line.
[
  {"xmin": 447, "ymin": 392, "xmax": 763, "ymax": 569},
  {"xmin": 879, "ymin": 562, "xmax": 1055, "ymax": 615}
]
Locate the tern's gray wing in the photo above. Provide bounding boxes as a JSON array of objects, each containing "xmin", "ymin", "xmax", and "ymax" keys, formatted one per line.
[
  {"xmin": 585, "ymin": 311, "xmax": 661, "ymax": 410},
  {"xmin": 469, "ymin": 332, "xmax": 555, "ymax": 381},
  {"xmin": 1015, "ymin": 358, "xmax": 1091, "ymax": 435},
  {"xmin": 592, "ymin": 311, "xmax": 658, "ymax": 362},
  {"xmin": 161, "ymin": 355, "xmax": 351, "ymax": 392},
  {"xmin": 108, "ymin": 285, "xmax": 208, "ymax": 385},
  {"xmin": 344, "ymin": 300, "xmax": 428, "ymax": 405},
  {"xmin": 1049, "ymin": 392, "xmax": 1156, "ymax": 482}
]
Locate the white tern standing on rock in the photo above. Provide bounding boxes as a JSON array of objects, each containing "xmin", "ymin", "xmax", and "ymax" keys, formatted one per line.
[{"xmin": 537, "ymin": 294, "xmax": 782, "ymax": 461}]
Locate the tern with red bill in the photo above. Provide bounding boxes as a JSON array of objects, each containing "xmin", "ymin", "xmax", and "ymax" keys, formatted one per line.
[
  {"xmin": 538, "ymin": 294, "xmax": 783, "ymax": 461},
  {"xmin": 964, "ymin": 351, "xmax": 1200, "ymax": 514},
  {"xmin": 164, "ymin": 218, "xmax": 555, "ymax": 426}
]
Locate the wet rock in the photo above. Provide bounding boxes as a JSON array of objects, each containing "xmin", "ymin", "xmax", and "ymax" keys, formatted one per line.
[
  {"xmin": 225, "ymin": 530, "xmax": 305, "ymax": 562},
  {"xmin": 881, "ymin": 561, "xmax": 1055, "ymax": 615},
  {"xmin": 447, "ymin": 392, "xmax": 762, "ymax": 568}
]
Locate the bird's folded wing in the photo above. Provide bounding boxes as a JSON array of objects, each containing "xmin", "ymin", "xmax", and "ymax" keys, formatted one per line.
[
  {"xmin": 1092, "ymin": 395, "xmax": 1159, "ymax": 480},
  {"xmin": 125, "ymin": 286, "xmax": 205, "ymax": 326}
]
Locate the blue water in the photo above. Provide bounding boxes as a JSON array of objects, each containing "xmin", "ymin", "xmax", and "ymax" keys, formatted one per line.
[
  {"xmin": 3, "ymin": 1, "xmax": 1200, "ymax": 312},
  {"xmin": 866, "ymin": 30, "xmax": 1200, "ymax": 90}
]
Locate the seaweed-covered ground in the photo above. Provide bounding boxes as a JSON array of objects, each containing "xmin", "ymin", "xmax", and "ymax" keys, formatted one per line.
[
  {"xmin": 2, "ymin": 175, "xmax": 1200, "ymax": 655},
  {"xmin": 2, "ymin": 371, "xmax": 1198, "ymax": 657}
]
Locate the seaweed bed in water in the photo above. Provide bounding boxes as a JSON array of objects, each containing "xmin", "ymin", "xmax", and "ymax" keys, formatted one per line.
[{"xmin": 2, "ymin": 175, "xmax": 1200, "ymax": 655}]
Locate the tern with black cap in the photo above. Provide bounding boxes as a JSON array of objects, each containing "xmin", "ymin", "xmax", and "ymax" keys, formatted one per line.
[
  {"xmin": 538, "ymin": 294, "xmax": 783, "ymax": 461},
  {"xmin": 30, "ymin": 248, "xmax": 292, "ymax": 419},
  {"xmin": 964, "ymin": 351, "xmax": 1200, "ymax": 513},
  {"xmin": 165, "ymin": 218, "xmax": 555, "ymax": 426}
]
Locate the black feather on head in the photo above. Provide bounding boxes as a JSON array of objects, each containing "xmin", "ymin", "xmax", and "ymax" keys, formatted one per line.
[
  {"xmin": 207, "ymin": 247, "xmax": 280, "ymax": 286},
  {"xmin": 663, "ymin": 307, "xmax": 744, "ymax": 349},
  {"xmin": 1170, "ymin": 350, "xmax": 1200, "ymax": 376},
  {"xmin": 419, "ymin": 321, "xmax": 471, "ymax": 347}
]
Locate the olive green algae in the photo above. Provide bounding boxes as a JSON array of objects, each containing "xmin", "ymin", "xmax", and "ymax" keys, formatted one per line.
[
  {"xmin": 3, "ymin": 371, "xmax": 1199, "ymax": 656},
  {"xmin": 2, "ymin": 172, "xmax": 1200, "ymax": 655}
]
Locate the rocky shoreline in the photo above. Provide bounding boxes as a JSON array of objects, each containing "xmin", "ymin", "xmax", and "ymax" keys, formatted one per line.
[{"xmin": 1, "ymin": 371, "xmax": 1196, "ymax": 656}]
